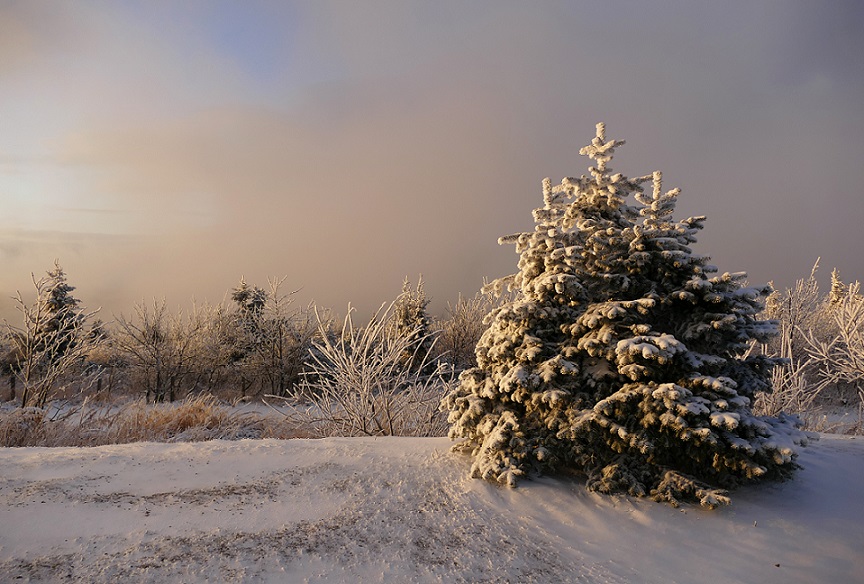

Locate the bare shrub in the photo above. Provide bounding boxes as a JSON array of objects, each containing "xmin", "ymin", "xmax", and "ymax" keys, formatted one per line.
[
  {"xmin": 432, "ymin": 289, "xmax": 504, "ymax": 372},
  {"xmin": 753, "ymin": 315, "xmax": 830, "ymax": 420},
  {"xmin": 185, "ymin": 304, "xmax": 239, "ymax": 395},
  {"xmin": 275, "ymin": 302, "xmax": 454, "ymax": 438},
  {"xmin": 762, "ymin": 260, "xmax": 834, "ymax": 362},
  {"xmin": 754, "ymin": 262, "xmax": 830, "ymax": 421},
  {"xmin": 755, "ymin": 264, "xmax": 864, "ymax": 434},
  {"xmin": 803, "ymin": 281, "xmax": 864, "ymax": 425},
  {"xmin": 84, "ymin": 337, "xmax": 130, "ymax": 401},
  {"xmin": 114, "ymin": 300, "xmax": 203, "ymax": 403}
]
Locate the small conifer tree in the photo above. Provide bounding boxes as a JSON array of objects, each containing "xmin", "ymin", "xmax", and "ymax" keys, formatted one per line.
[
  {"xmin": 34, "ymin": 261, "xmax": 83, "ymax": 361},
  {"xmin": 391, "ymin": 276, "xmax": 433, "ymax": 369},
  {"xmin": 231, "ymin": 277, "xmax": 267, "ymax": 320},
  {"xmin": 5, "ymin": 261, "xmax": 99, "ymax": 407},
  {"xmin": 230, "ymin": 277, "xmax": 268, "ymax": 361},
  {"xmin": 442, "ymin": 124, "xmax": 805, "ymax": 507},
  {"xmin": 829, "ymin": 268, "xmax": 847, "ymax": 306}
]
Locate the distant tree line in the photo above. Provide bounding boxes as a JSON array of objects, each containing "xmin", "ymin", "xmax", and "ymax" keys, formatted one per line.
[
  {"xmin": 2, "ymin": 257, "xmax": 861, "ymax": 439},
  {"xmin": 1, "ymin": 264, "xmax": 496, "ymax": 409}
]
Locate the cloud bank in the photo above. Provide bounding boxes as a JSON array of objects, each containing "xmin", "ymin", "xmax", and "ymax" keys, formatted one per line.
[{"xmin": 1, "ymin": 1, "xmax": 862, "ymax": 321}]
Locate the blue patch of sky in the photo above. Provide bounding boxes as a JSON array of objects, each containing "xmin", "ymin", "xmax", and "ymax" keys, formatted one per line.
[
  {"xmin": 200, "ymin": 2, "xmax": 296, "ymax": 88},
  {"xmin": 114, "ymin": 1, "xmax": 345, "ymax": 104}
]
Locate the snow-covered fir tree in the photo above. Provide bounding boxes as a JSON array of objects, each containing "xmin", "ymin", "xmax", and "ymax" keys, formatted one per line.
[
  {"xmin": 228, "ymin": 277, "xmax": 268, "ymax": 365},
  {"xmin": 6, "ymin": 261, "xmax": 99, "ymax": 407},
  {"xmin": 829, "ymin": 268, "xmax": 847, "ymax": 306},
  {"xmin": 442, "ymin": 123, "xmax": 805, "ymax": 507},
  {"xmin": 33, "ymin": 261, "xmax": 84, "ymax": 362},
  {"xmin": 231, "ymin": 277, "xmax": 267, "ymax": 320},
  {"xmin": 391, "ymin": 276, "xmax": 434, "ymax": 369}
]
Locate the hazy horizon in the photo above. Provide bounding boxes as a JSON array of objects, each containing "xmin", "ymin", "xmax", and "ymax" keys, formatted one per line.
[{"xmin": 2, "ymin": 1, "xmax": 863, "ymax": 323}]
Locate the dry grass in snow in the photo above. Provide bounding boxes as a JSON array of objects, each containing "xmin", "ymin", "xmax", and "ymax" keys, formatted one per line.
[{"xmin": 0, "ymin": 395, "xmax": 302, "ymax": 448}]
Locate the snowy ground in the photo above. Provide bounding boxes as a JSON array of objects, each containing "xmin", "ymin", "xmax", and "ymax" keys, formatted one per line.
[{"xmin": 1, "ymin": 435, "xmax": 862, "ymax": 584}]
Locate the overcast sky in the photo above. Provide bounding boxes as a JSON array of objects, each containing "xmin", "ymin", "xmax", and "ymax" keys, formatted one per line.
[{"xmin": 1, "ymin": 1, "xmax": 863, "ymax": 322}]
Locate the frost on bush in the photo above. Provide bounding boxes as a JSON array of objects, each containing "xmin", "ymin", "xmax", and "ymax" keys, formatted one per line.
[
  {"xmin": 804, "ymin": 281, "xmax": 864, "ymax": 415},
  {"xmin": 441, "ymin": 123, "xmax": 805, "ymax": 507},
  {"xmin": 434, "ymin": 290, "xmax": 504, "ymax": 373},
  {"xmin": 282, "ymin": 301, "xmax": 453, "ymax": 438},
  {"xmin": 756, "ymin": 264, "xmax": 864, "ymax": 431}
]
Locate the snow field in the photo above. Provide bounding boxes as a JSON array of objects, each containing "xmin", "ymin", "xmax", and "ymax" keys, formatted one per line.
[{"xmin": 1, "ymin": 435, "xmax": 862, "ymax": 583}]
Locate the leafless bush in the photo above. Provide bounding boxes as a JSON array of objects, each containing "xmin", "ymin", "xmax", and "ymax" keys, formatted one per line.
[
  {"xmin": 803, "ymin": 281, "xmax": 864, "ymax": 418},
  {"xmin": 114, "ymin": 300, "xmax": 206, "ymax": 403},
  {"xmin": 432, "ymin": 290, "xmax": 500, "ymax": 372},
  {"xmin": 275, "ymin": 303, "xmax": 455, "ymax": 438},
  {"xmin": 84, "ymin": 339, "xmax": 130, "ymax": 400},
  {"xmin": 754, "ymin": 316, "xmax": 830, "ymax": 420},
  {"xmin": 762, "ymin": 260, "xmax": 835, "ymax": 363},
  {"xmin": 755, "ymin": 264, "xmax": 864, "ymax": 434}
]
